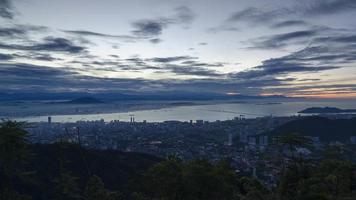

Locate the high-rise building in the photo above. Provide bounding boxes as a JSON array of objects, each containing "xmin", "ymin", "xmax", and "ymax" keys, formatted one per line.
[{"xmin": 228, "ymin": 133, "xmax": 233, "ymax": 146}]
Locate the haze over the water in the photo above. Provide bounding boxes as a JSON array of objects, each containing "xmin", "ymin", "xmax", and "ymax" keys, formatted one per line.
[{"xmin": 1, "ymin": 0, "xmax": 356, "ymax": 99}]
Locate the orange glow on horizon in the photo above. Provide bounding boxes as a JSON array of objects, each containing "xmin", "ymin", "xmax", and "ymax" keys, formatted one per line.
[
  {"xmin": 261, "ymin": 91, "xmax": 356, "ymax": 99},
  {"xmin": 289, "ymin": 92, "xmax": 356, "ymax": 99}
]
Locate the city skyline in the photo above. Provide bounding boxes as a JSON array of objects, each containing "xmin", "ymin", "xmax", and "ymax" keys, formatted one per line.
[{"xmin": 1, "ymin": 0, "xmax": 356, "ymax": 98}]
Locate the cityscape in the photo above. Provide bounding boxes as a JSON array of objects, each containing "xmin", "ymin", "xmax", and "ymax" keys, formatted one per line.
[
  {"xmin": 1, "ymin": 0, "xmax": 356, "ymax": 199},
  {"xmin": 26, "ymin": 114, "xmax": 356, "ymax": 187}
]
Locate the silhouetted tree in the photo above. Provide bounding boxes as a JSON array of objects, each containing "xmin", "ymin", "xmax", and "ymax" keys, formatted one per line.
[
  {"xmin": 53, "ymin": 171, "xmax": 81, "ymax": 200},
  {"xmin": 0, "ymin": 121, "xmax": 32, "ymax": 199},
  {"xmin": 53, "ymin": 141, "xmax": 82, "ymax": 200},
  {"xmin": 84, "ymin": 175, "xmax": 109, "ymax": 200}
]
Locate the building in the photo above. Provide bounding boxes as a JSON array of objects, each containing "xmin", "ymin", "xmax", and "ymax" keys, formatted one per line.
[{"xmin": 351, "ymin": 136, "xmax": 356, "ymax": 144}]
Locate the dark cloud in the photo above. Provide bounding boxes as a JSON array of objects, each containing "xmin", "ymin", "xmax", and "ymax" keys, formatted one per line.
[
  {"xmin": 174, "ymin": 6, "xmax": 196, "ymax": 24},
  {"xmin": 268, "ymin": 30, "xmax": 317, "ymax": 42},
  {"xmin": 0, "ymin": 37, "xmax": 85, "ymax": 53},
  {"xmin": 132, "ymin": 19, "xmax": 168, "ymax": 37},
  {"xmin": 0, "ymin": 63, "xmax": 73, "ymax": 77},
  {"xmin": 64, "ymin": 30, "xmax": 137, "ymax": 40},
  {"xmin": 149, "ymin": 38, "xmax": 162, "ymax": 44},
  {"xmin": 165, "ymin": 64, "xmax": 223, "ymax": 77},
  {"xmin": 0, "ymin": 27, "xmax": 26, "ymax": 38},
  {"xmin": 0, "ymin": 53, "xmax": 13, "ymax": 60},
  {"xmin": 70, "ymin": 55, "xmax": 225, "ymax": 75},
  {"xmin": 301, "ymin": 0, "xmax": 356, "ymax": 15},
  {"xmin": 230, "ymin": 62, "xmax": 337, "ymax": 80},
  {"xmin": 225, "ymin": 0, "xmax": 356, "ymax": 27},
  {"xmin": 248, "ymin": 30, "xmax": 317, "ymax": 49},
  {"xmin": 180, "ymin": 60, "xmax": 224, "ymax": 68},
  {"xmin": 131, "ymin": 6, "xmax": 195, "ymax": 38},
  {"xmin": 30, "ymin": 54, "xmax": 59, "ymax": 61},
  {"xmin": 0, "ymin": 61, "xmax": 325, "ymax": 96},
  {"xmin": 273, "ymin": 20, "xmax": 307, "ymax": 28},
  {"xmin": 71, "ymin": 56, "xmax": 162, "ymax": 72},
  {"xmin": 281, "ymin": 45, "xmax": 356, "ymax": 66},
  {"xmin": 0, "ymin": 0, "xmax": 14, "ymax": 19},
  {"xmin": 230, "ymin": 45, "xmax": 341, "ymax": 80},
  {"xmin": 0, "ymin": 25, "xmax": 47, "ymax": 38},
  {"xmin": 227, "ymin": 7, "xmax": 290, "ymax": 24},
  {"xmin": 1, "ymin": 52, "xmax": 61, "ymax": 62},
  {"xmin": 315, "ymin": 35, "xmax": 356, "ymax": 44},
  {"xmin": 0, "ymin": 63, "xmax": 152, "ymax": 92},
  {"xmin": 147, "ymin": 56, "xmax": 197, "ymax": 63}
]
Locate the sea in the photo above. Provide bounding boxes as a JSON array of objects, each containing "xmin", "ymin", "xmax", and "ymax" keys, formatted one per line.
[{"xmin": 8, "ymin": 99, "xmax": 356, "ymax": 123}]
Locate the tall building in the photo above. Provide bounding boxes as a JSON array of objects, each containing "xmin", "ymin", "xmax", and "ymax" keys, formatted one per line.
[{"xmin": 228, "ymin": 133, "xmax": 233, "ymax": 146}]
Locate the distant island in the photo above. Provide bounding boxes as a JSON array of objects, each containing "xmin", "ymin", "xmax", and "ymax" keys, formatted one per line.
[
  {"xmin": 298, "ymin": 107, "xmax": 356, "ymax": 114},
  {"xmin": 64, "ymin": 97, "xmax": 104, "ymax": 104}
]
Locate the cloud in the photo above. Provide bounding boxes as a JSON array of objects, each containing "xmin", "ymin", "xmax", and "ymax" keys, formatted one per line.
[
  {"xmin": 0, "ymin": 53, "xmax": 13, "ymax": 60},
  {"xmin": 0, "ymin": 24, "xmax": 47, "ymax": 38},
  {"xmin": 230, "ymin": 61, "xmax": 337, "ymax": 80},
  {"xmin": 315, "ymin": 35, "xmax": 356, "ymax": 44},
  {"xmin": 0, "ymin": 37, "xmax": 86, "ymax": 53},
  {"xmin": 149, "ymin": 38, "xmax": 162, "ymax": 44},
  {"xmin": 227, "ymin": 7, "xmax": 290, "ymax": 24},
  {"xmin": 301, "ymin": 0, "xmax": 356, "ymax": 15},
  {"xmin": 248, "ymin": 30, "xmax": 318, "ymax": 49},
  {"xmin": 0, "ymin": 63, "xmax": 152, "ymax": 92},
  {"xmin": 131, "ymin": 6, "xmax": 195, "ymax": 37},
  {"xmin": 224, "ymin": 0, "xmax": 356, "ymax": 28},
  {"xmin": 0, "ymin": 27, "xmax": 26, "ymax": 38},
  {"xmin": 64, "ymin": 30, "xmax": 137, "ymax": 40},
  {"xmin": 0, "ymin": 62, "xmax": 228, "ymax": 94},
  {"xmin": 174, "ymin": 6, "xmax": 196, "ymax": 24},
  {"xmin": 273, "ymin": 20, "xmax": 307, "ymax": 28},
  {"xmin": 132, "ymin": 19, "xmax": 168, "ymax": 37},
  {"xmin": 0, "ymin": 0, "xmax": 14, "ymax": 19},
  {"xmin": 230, "ymin": 45, "xmax": 343, "ymax": 81},
  {"xmin": 165, "ymin": 64, "xmax": 224, "ymax": 78},
  {"xmin": 23, "ymin": 53, "xmax": 60, "ymax": 61},
  {"xmin": 180, "ymin": 60, "xmax": 224, "ymax": 68},
  {"xmin": 0, "ymin": 63, "xmax": 73, "ymax": 77},
  {"xmin": 147, "ymin": 56, "xmax": 197, "ymax": 63}
]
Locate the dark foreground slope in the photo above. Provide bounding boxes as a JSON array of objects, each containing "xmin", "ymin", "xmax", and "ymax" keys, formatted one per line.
[
  {"xmin": 14, "ymin": 144, "xmax": 161, "ymax": 199},
  {"xmin": 268, "ymin": 116, "xmax": 356, "ymax": 142}
]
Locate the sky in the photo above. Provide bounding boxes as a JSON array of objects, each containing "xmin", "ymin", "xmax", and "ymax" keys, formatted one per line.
[{"xmin": 1, "ymin": 0, "xmax": 356, "ymax": 98}]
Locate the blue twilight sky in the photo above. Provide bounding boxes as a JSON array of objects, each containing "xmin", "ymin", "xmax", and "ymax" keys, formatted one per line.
[{"xmin": 1, "ymin": 0, "xmax": 356, "ymax": 98}]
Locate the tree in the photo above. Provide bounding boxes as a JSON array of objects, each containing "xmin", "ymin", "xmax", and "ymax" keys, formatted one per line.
[
  {"xmin": 0, "ymin": 121, "xmax": 29, "ymax": 176},
  {"xmin": 53, "ymin": 141, "xmax": 82, "ymax": 200},
  {"xmin": 238, "ymin": 177, "xmax": 271, "ymax": 200},
  {"xmin": 274, "ymin": 133, "xmax": 312, "ymax": 172},
  {"xmin": 84, "ymin": 175, "xmax": 109, "ymax": 200},
  {"xmin": 107, "ymin": 191, "xmax": 124, "ymax": 200},
  {"xmin": 0, "ymin": 120, "xmax": 32, "ymax": 200},
  {"xmin": 135, "ymin": 157, "xmax": 242, "ymax": 200},
  {"xmin": 139, "ymin": 155, "xmax": 184, "ymax": 200},
  {"xmin": 53, "ymin": 171, "xmax": 81, "ymax": 200},
  {"xmin": 275, "ymin": 133, "xmax": 312, "ymax": 157}
]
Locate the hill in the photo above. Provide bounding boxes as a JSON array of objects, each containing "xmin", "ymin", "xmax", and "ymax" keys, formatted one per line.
[
  {"xmin": 15, "ymin": 143, "xmax": 161, "ymax": 199},
  {"xmin": 299, "ymin": 107, "xmax": 356, "ymax": 114},
  {"xmin": 267, "ymin": 116, "xmax": 356, "ymax": 142},
  {"xmin": 64, "ymin": 97, "xmax": 104, "ymax": 104}
]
